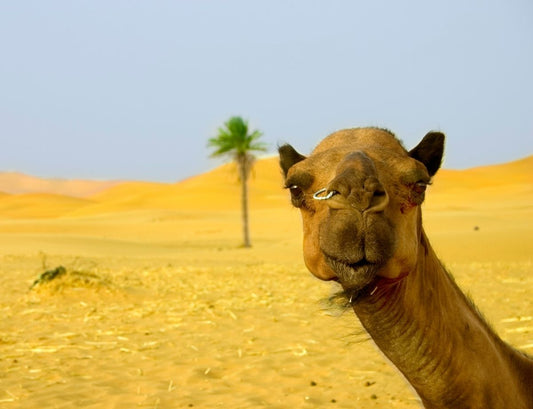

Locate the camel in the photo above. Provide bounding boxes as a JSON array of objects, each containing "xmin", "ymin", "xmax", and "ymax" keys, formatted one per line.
[{"xmin": 279, "ymin": 127, "xmax": 533, "ymax": 409}]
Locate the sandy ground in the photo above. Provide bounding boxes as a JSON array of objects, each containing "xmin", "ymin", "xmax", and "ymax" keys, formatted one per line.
[{"xmin": 0, "ymin": 156, "xmax": 531, "ymax": 408}]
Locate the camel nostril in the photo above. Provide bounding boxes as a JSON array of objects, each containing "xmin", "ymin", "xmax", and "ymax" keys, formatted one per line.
[{"xmin": 368, "ymin": 188, "xmax": 388, "ymax": 212}]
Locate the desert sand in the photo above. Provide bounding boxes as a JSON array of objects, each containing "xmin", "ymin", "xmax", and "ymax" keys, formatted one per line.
[{"xmin": 0, "ymin": 155, "xmax": 532, "ymax": 408}]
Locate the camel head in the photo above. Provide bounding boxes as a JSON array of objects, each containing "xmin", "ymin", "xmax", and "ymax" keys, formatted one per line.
[{"xmin": 279, "ymin": 128, "xmax": 444, "ymax": 294}]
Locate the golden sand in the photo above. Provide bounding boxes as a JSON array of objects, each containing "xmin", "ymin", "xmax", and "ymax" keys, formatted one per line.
[{"xmin": 0, "ymin": 156, "xmax": 531, "ymax": 408}]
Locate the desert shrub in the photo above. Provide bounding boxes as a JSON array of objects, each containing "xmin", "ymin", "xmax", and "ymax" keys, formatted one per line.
[{"xmin": 30, "ymin": 265, "xmax": 113, "ymax": 293}]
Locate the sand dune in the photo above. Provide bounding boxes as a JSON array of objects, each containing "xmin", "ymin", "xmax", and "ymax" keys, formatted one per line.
[
  {"xmin": 7, "ymin": 158, "xmax": 289, "ymax": 217},
  {"xmin": 427, "ymin": 156, "xmax": 533, "ymax": 208},
  {"xmin": 0, "ymin": 171, "xmax": 121, "ymax": 198},
  {"xmin": 0, "ymin": 193, "xmax": 93, "ymax": 219},
  {"xmin": 436, "ymin": 155, "xmax": 532, "ymax": 189}
]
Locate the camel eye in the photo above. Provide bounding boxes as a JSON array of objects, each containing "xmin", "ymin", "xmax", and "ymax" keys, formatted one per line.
[
  {"xmin": 414, "ymin": 181, "xmax": 427, "ymax": 194},
  {"xmin": 288, "ymin": 185, "xmax": 305, "ymax": 208}
]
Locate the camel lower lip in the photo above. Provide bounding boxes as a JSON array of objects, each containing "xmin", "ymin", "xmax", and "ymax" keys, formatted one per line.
[
  {"xmin": 325, "ymin": 256, "xmax": 378, "ymax": 290},
  {"xmin": 325, "ymin": 255, "xmax": 373, "ymax": 271}
]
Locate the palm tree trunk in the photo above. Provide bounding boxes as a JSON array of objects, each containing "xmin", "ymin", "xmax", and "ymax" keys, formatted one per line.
[{"xmin": 238, "ymin": 156, "xmax": 251, "ymax": 247}]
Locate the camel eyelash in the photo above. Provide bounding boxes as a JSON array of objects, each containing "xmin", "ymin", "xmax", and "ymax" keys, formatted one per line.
[
  {"xmin": 284, "ymin": 184, "xmax": 308, "ymax": 195},
  {"xmin": 285, "ymin": 185, "xmax": 316, "ymax": 198},
  {"xmin": 284, "ymin": 172, "xmax": 314, "ymax": 191}
]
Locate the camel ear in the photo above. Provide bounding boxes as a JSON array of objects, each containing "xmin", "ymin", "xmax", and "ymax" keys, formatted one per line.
[
  {"xmin": 409, "ymin": 131, "xmax": 445, "ymax": 177},
  {"xmin": 279, "ymin": 144, "xmax": 306, "ymax": 177}
]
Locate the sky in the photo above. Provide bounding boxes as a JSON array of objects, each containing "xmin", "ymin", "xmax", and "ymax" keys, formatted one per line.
[{"xmin": 1, "ymin": 1, "xmax": 532, "ymax": 182}]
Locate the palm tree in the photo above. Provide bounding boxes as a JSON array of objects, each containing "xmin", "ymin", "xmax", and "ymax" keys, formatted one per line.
[{"xmin": 208, "ymin": 116, "xmax": 267, "ymax": 247}]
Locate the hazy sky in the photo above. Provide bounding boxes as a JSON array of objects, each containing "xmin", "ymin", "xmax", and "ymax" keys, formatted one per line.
[{"xmin": 1, "ymin": 1, "xmax": 532, "ymax": 182}]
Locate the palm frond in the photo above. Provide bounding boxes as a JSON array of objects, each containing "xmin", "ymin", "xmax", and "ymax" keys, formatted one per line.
[
  {"xmin": 208, "ymin": 116, "xmax": 267, "ymax": 157},
  {"xmin": 207, "ymin": 133, "xmax": 236, "ymax": 157}
]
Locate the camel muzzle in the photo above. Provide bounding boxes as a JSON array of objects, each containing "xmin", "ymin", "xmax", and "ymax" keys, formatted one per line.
[{"xmin": 314, "ymin": 151, "xmax": 389, "ymax": 213}]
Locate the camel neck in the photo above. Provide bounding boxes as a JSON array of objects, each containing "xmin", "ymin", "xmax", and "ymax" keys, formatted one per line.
[{"xmin": 351, "ymin": 231, "xmax": 531, "ymax": 408}]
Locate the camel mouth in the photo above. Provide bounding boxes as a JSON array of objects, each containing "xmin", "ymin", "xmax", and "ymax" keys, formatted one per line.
[{"xmin": 324, "ymin": 255, "xmax": 378, "ymax": 291}]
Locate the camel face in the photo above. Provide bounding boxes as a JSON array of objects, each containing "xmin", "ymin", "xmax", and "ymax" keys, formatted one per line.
[{"xmin": 279, "ymin": 128, "xmax": 444, "ymax": 292}]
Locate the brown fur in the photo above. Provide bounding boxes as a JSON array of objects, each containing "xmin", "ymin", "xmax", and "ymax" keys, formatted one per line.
[{"xmin": 279, "ymin": 127, "xmax": 533, "ymax": 408}]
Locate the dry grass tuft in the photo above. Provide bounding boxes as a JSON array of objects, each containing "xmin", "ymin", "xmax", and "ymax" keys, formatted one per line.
[{"xmin": 29, "ymin": 265, "xmax": 114, "ymax": 294}]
